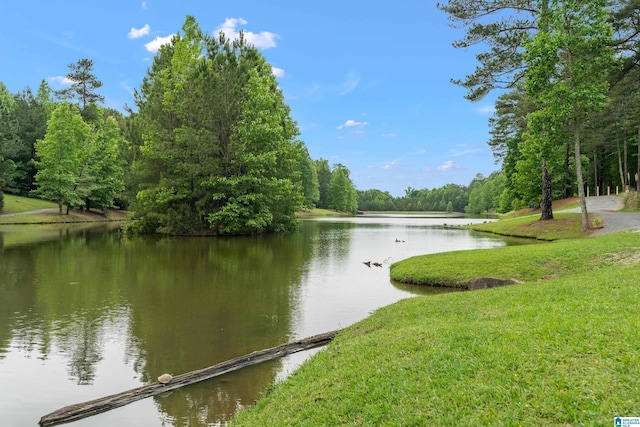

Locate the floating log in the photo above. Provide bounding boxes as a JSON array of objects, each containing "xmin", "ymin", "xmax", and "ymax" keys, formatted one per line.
[{"xmin": 39, "ymin": 329, "xmax": 340, "ymax": 426}]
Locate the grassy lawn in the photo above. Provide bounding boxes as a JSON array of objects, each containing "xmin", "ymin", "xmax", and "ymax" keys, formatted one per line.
[
  {"xmin": 296, "ymin": 208, "xmax": 354, "ymax": 217},
  {"xmin": 1, "ymin": 193, "xmax": 58, "ymax": 214},
  {"xmin": 462, "ymin": 212, "xmax": 594, "ymax": 241},
  {"xmin": 230, "ymin": 223, "xmax": 640, "ymax": 425},
  {"xmin": 0, "ymin": 194, "xmax": 127, "ymax": 224}
]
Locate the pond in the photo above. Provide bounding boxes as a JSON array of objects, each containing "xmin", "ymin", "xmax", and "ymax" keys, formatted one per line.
[{"xmin": 0, "ymin": 215, "xmax": 533, "ymax": 426}]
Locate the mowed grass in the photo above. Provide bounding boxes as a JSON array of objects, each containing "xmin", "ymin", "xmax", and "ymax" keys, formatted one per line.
[
  {"xmin": 389, "ymin": 230, "xmax": 637, "ymax": 288},
  {"xmin": 296, "ymin": 208, "xmax": 353, "ymax": 217},
  {"xmin": 230, "ymin": 231, "xmax": 640, "ymax": 426},
  {"xmin": 463, "ymin": 212, "xmax": 594, "ymax": 241},
  {"xmin": 231, "ymin": 261, "xmax": 640, "ymax": 426},
  {"xmin": 1, "ymin": 193, "xmax": 58, "ymax": 214},
  {"xmin": 0, "ymin": 194, "xmax": 127, "ymax": 224}
]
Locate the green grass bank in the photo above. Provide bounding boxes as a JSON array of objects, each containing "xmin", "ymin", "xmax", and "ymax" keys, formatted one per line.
[
  {"xmin": 231, "ymin": 224, "xmax": 640, "ymax": 425},
  {"xmin": 0, "ymin": 194, "xmax": 126, "ymax": 224}
]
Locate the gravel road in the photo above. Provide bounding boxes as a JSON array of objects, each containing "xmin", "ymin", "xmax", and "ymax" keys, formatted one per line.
[{"xmin": 563, "ymin": 195, "xmax": 640, "ymax": 236}]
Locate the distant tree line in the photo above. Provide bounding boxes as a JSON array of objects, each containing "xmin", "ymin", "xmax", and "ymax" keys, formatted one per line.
[{"xmin": 356, "ymin": 172, "xmax": 507, "ymax": 215}]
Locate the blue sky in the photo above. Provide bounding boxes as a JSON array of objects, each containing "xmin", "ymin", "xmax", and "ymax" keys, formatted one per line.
[{"xmin": 0, "ymin": 1, "xmax": 501, "ymax": 197}]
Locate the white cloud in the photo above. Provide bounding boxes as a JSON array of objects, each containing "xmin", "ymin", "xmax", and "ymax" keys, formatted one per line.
[
  {"xmin": 47, "ymin": 76, "xmax": 73, "ymax": 86},
  {"xmin": 141, "ymin": 2, "xmax": 147, "ymax": 9},
  {"xmin": 121, "ymin": 81, "xmax": 134, "ymax": 95},
  {"xmin": 380, "ymin": 133, "xmax": 398, "ymax": 138},
  {"xmin": 436, "ymin": 160, "xmax": 462, "ymax": 171},
  {"xmin": 477, "ymin": 105, "xmax": 496, "ymax": 115},
  {"xmin": 338, "ymin": 71, "xmax": 360, "ymax": 95},
  {"xmin": 271, "ymin": 66, "xmax": 285, "ymax": 78},
  {"xmin": 145, "ymin": 34, "xmax": 174, "ymax": 53},
  {"xmin": 382, "ymin": 161, "xmax": 400, "ymax": 170},
  {"xmin": 337, "ymin": 119, "xmax": 368, "ymax": 130},
  {"xmin": 216, "ymin": 17, "xmax": 279, "ymax": 49},
  {"xmin": 449, "ymin": 144, "xmax": 481, "ymax": 157},
  {"xmin": 128, "ymin": 24, "xmax": 151, "ymax": 39}
]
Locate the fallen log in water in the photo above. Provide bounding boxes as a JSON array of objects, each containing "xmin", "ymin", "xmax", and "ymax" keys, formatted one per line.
[{"xmin": 39, "ymin": 329, "xmax": 340, "ymax": 426}]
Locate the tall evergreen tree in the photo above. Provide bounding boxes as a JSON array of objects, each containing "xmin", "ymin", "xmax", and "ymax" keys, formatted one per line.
[
  {"xmin": 132, "ymin": 16, "xmax": 306, "ymax": 235},
  {"xmin": 55, "ymin": 58, "xmax": 105, "ymax": 121},
  {"xmin": 437, "ymin": 0, "xmax": 541, "ymax": 100}
]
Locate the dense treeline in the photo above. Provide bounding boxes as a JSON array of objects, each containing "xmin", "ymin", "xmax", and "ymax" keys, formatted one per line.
[
  {"xmin": 438, "ymin": 0, "xmax": 640, "ymax": 228},
  {"xmin": 356, "ymin": 173, "xmax": 505, "ymax": 214}
]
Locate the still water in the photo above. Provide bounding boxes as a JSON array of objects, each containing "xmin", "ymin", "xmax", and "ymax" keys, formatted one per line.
[{"xmin": 0, "ymin": 215, "xmax": 529, "ymax": 426}]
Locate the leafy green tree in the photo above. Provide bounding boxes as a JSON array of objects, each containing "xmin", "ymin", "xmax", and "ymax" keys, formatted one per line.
[
  {"xmin": 524, "ymin": 0, "xmax": 614, "ymax": 230},
  {"xmin": 0, "ymin": 82, "xmax": 19, "ymax": 193},
  {"xmin": 446, "ymin": 201, "xmax": 453, "ymax": 213},
  {"xmin": 328, "ymin": 164, "xmax": 358, "ymax": 214},
  {"xmin": 84, "ymin": 116, "xmax": 125, "ymax": 212},
  {"xmin": 357, "ymin": 189, "xmax": 396, "ymax": 211},
  {"xmin": 11, "ymin": 81, "xmax": 54, "ymax": 194},
  {"xmin": 314, "ymin": 158, "xmax": 331, "ymax": 209},
  {"xmin": 55, "ymin": 58, "xmax": 105, "ymax": 121},
  {"xmin": 207, "ymin": 66, "xmax": 304, "ymax": 234},
  {"xmin": 299, "ymin": 146, "xmax": 319, "ymax": 209},
  {"xmin": 34, "ymin": 102, "xmax": 89, "ymax": 213}
]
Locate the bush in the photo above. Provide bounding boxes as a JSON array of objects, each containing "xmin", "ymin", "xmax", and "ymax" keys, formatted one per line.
[
  {"xmin": 122, "ymin": 212, "xmax": 163, "ymax": 235},
  {"xmin": 622, "ymin": 190, "xmax": 639, "ymax": 211}
]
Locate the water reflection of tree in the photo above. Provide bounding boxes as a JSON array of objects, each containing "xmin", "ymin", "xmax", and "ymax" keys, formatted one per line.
[
  {"xmin": 1, "ymin": 223, "xmax": 324, "ymax": 424},
  {"xmin": 0, "ymin": 228, "xmax": 124, "ymax": 384},
  {"xmin": 63, "ymin": 318, "xmax": 103, "ymax": 385},
  {"xmin": 0, "ymin": 246, "xmax": 40, "ymax": 356},
  {"xmin": 122, "ymin": 230, "xmax": 318, "ymax": 424}
]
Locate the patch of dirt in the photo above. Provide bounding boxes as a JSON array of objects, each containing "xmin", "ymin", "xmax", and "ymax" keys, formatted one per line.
[
  {"xmin": 514, "ymin": 197, "xmax": 580, "ymax": 216},
  {"xmin": 594, "ymin": 251, "xmax": 640, "ymax": 266},
  {"xmin": 521, "ymin": 217, "xmax": 574, "ymax": 229}
]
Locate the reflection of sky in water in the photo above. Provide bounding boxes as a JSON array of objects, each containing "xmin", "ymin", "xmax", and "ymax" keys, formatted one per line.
[{"xmin": 279, "ymin": 216, "xmax": 508, "ymax": 383}]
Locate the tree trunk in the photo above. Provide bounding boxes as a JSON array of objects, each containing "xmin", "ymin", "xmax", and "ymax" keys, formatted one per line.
[
  {"xmin": 574, "ymin": 127, "xmax": 589, "ymax": 231},
  {"xmin": 617, "ymin": 126, "xmax": 625, "ymax": 191},
  {"xmin": 563, "ymin": 140, "xmax": 572, "ymax": 198},
  {"xmin": 623, "ymin": 126, "xmax": 629, "ymax": 191},
  {"xmin": 541, "ymin": 159, "xmax": 553, "ymax": 220},
  {"xmin": 593, "ymin": 146, "xmax": 598, "ymax": 194},
  {"xmin": 637, "ymin": 123, "xmax": 640, "ymax": 192}
]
